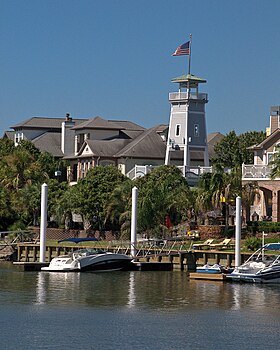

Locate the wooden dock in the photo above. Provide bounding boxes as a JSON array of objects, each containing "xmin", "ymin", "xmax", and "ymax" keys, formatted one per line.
[
  {"xmin": 189, "ymin": 272, "xmax": 227, "ymax": 281},
  {"xmin": 133, "ymin": 262, "xmax": 173, "ymax": 271},
  {"xmin": 13, "ymin": 262, "xmax": 49, "ymax": 271}
]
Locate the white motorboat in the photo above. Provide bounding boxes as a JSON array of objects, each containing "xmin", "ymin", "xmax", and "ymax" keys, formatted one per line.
[
  {"xmin": 227, "ymin": 243, "xmax": 280, "ymax": 283},
  {"xmin": 41, "ymin": 248, "xmax": 133, "ymax": 272}
]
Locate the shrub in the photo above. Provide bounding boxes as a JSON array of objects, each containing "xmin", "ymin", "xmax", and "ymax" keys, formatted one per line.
[{"xmin": 244, "ymin": 236, "xmax": 261, "ymax": 251}]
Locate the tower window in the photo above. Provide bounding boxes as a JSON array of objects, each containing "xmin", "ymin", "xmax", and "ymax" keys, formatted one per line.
[
  {"xmin": 175, "ymin": 124, "xmax": 181, "ymax": 137},
  {"xmin": 194, "ymin": 124, "xmax": 199, "ymax": 137}
]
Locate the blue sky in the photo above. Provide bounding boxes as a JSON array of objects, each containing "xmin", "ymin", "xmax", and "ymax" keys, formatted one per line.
[{"xmin": 1, "ymin": 0, "xmax": 280, "ymax": 136}]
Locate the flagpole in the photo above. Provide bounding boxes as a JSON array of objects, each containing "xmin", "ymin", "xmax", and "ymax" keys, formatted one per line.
[
  {"xmin": 188, "ymin": 33, "xmax": 192, "ymax": 75},
  {"xmin": 184, "ymin": 34, "xmax": 192, "ymax": 177}
]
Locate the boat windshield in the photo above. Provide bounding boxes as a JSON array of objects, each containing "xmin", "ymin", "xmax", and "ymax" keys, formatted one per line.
[
  {"xmin": 247, "ymin": 243, "xmax": 280, "ymax": 263},
  {"xmin": 74, "ymin": 248, "xmax": 104, "ymax": 256}
]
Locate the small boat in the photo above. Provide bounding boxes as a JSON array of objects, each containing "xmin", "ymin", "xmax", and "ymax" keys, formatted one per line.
[
  {"xmin": 41, "ymin": 248, "xmax": 133, "ymax": 272},
  {"xmin": 227, "ymin": 243, "xmax": 280, "ymax": 283},
  {"xmin": 196, "ymin": 263, "xmax": 232, "ymax": 274},
  {"xmin": 41, "ymin": 238, "xmax": 133, "ymax": 272}
]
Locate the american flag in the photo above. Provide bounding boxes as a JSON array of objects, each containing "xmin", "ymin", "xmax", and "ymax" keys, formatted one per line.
[{"xmin": 172, "ymin": 41, "xmax": 190, "ymax": 56}]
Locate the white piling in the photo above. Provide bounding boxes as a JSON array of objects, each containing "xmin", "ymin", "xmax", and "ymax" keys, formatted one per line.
[
  {"xmin": 235, "ymin": 196, "xmax": 242, "ymax": 268},
  {"xmin": 130, "ymin": 186, "xmax": 138, "ymax": 258},
  {"xmin": 39, "ymin": 183, "xmax": 48, "ymax": 263}
]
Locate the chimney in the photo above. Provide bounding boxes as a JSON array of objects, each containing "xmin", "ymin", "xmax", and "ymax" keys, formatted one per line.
[
  {"xmin": 61, "ymin": 113, "xmax": 75, "ymax": 155},
  {"xmin": 65, "ymin": 113, "xmax": 72, "ymax": 122},
  {"xmin": 270, "ymin": 106, "xmax": 280, "ymax": 134}
]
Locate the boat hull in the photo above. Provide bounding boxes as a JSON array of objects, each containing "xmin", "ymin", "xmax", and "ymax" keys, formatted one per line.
[
  {"xmin": 227, "ymin": 269, "xmax": 280, "ymax": 283},
  {"xmin": 41, "ymin": 252, "xmax": 132, "ymax": 272}
]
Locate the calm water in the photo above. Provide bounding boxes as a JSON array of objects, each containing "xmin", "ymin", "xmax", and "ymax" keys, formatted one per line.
[{"xmin": 1, "ymin": 263, "xmax": 280, "ymax": 350}]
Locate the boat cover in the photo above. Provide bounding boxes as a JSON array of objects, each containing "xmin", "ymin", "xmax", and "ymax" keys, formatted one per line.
[{"xmin": 58, "ymin": 238, "xmax": 99, "ymax": 243}]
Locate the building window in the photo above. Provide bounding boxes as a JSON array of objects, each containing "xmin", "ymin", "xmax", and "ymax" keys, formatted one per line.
[
  {"xmin": 15, "ymin": 132, "xmax": 23, "ymax": 145},
  {"xmin": 267, "ymin": 153, "xmax": 274, "ymax": 164},
  {"xmin": 194, "ymin": 124, "xmax": 199, "ymax": 137},
  {"xmin": 99, "ymin": 160, "xmax": 115, "ymax": 167},
  {"xmin": 175, "ymin": 124, "xmax": 181, "ymax": 137}
]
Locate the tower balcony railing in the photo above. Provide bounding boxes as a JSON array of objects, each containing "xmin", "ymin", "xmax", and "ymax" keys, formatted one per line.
[
  {"xmin": 169, "ymin": 92, "xmax": 208, "ymax": 101},
  {"xmin": 242, "ymin": 164, "xmax": 272, "ymax": 180}
]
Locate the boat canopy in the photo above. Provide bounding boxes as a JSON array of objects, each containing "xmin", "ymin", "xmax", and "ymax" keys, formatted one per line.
[
  {"xmin": 264, "ymin": 243, "xmax": 280, "ymax": 250},
  {"xmin": 58, "ymin": 238, "xmax": 99, "ymax": 244}
]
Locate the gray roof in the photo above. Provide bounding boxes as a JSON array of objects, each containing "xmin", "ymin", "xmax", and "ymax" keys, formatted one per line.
[
  {"xmin": 72, "ymin": 117, "xmax": 145, "ymax": 132},
  {"xmin": 155, "ymin": 124, "xmax": 168, "ymax": 133},
  {"xmin": 207, "ymin": 132, "xmax": 224, "ymax": 158},
  {"xmin": 2, "ymin": 131, "xmax": 15, "ymax": 140},
  {"xmin": 119, "ymin": 130, "xmax": 144, "ymax": 139},
  {"xmin": 12, "ymin": 116, "xmax": 87, "ymax": 130},
  {"xmin": 72, "ymin": 116, "xmax": 123, "ymax": 130},
  {"xmin": 32, "ymin": 132, "xmax": 63, "ymax": 157},
  {"xmin": 79, "ymin": 139, "xmax": 131, "ymax": 157},
  {"xmin": 171, "ymin": 74, "xmax": 207, "ymax": 87},
  {"xmin": 108, "ymin": 120, "xmax": 145, "ymax": 131},
  {"xmin": 115, "ymin": 127, "xmax": 166, "ymax": 159},
  {"xmin": 75, "ymin": 126, "xmax": 167, "ymax": 160}
]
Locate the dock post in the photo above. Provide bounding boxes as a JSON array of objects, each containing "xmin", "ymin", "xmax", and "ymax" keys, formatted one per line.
[
  {"xmin": 130, "ymin": 186, "xmax": 138, "ymax": 259},
  {"xmin": 235, "ymin": 196, "xmax": 242, "ymax": 267},
  {"xmin": 39, "ymin": 183, "xmax": 48, "ymax": 263}
]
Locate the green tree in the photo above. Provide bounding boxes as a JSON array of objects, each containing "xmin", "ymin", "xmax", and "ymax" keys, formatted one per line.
[
  {"xmin": 0, "ymin": 138, "xmax": 15, "ymax": 157},
  {"xmin": 0, "ymin": 141, "xmax": 56, "ymax": 229},
  {"xmin": 213, "ymin": 130, "xmax": 266, "ymax": 169},
  {"xmin": 0, "ymin": 186, "xmax": 15, "ymax": 230},
  {"xmin": 62, "ymin": 166, "xmax": 130, "ymax": 231},
  {"xmin": 134, "ymin": 165, "xmax": 192, "ymax": 237},
  {"xmin": 105, "ymin": 180, "xmax": 134, "ymax": 237},
  {"xmin": 238, "ymin": 131, "xmax": 266, "ymax": 164},
  {"xmin": 196, "ymin": 168, "xmax": 241, "ymax": 228},
  {"xmin": 241, "ymin": 181, "xmax": 259, "ymax": 222}
]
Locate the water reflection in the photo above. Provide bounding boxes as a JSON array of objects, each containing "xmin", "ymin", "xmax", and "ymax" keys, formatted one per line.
[
  {"xmin": 127, "ymin": 272, "xmax": 136, "ymax": 308},
  {"xmin": 35, "ymin": 272, "xmax": 46, "ymax": 305},
  {"xmin": 1, "ymin": 263, "xmax": 280, "ymax": 313}
]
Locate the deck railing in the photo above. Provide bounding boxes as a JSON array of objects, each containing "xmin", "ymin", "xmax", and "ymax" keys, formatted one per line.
[
  {"xmin": 242, "ymin": 164, "xmax": 272, "ymax": 179},
  {"xmin": 126, "ymin": 165, "xmax": 213, "ymax": 181},
  {"xmin": 169, "ymin": 92, "xmax": 208, "ymax": 101}
]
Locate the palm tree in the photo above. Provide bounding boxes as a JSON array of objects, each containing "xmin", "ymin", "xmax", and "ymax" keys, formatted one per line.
[
  {"xmin": 241, "ymin": 181, "xmax": 259, "ymax": 222},
  {"xmin": 196, "ymin": 168, "xmax": 241, "ymax": 229},
  {"xmin": 270, "ymin": 145, "xmax": 280, "ymax": 179}
]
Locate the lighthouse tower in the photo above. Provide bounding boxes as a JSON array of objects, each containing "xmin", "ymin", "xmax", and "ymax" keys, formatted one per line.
[{"xmin": 165, "ymin": 73, "xmax": 209, "ymax": 175}]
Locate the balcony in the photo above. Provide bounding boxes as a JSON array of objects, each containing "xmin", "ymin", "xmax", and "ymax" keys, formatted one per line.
[
  {"xmin": 242, "ymin": 164, "xmax": 272, "ymax": 180},
  {"xmin": 126, "ymin": 165, "xmax": 213, "ymax": 185},
  {"xmin": 126, "ymin": 165, "xmax": 157, "ymax": 180},
  {"xmin": 169, "ymin": 92, "xmax": 208, "ymax": 102}
]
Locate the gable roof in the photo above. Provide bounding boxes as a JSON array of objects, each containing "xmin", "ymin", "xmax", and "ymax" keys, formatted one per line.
[
  {"xmin": 78, "ymin": 139, "xmax": 131, "ymax": 157},
  {"xmin": 115, "ymin": 126, "xmax": 166, "ymax": 159},
  {"xmin": 248, "ymin": 128, "xmax": 280, "ymax": 150},
  {"xmin": 119, "ymin": 130, "xmax": 144, "ymax": 139},
  {"xmin": 207, "ymin": 132, "xmax": 224, "ymax": 158},
  {"xmin": 155, "ymin": 124, "xmax": 168, "ymax": 133},
  {"xmin": 2, "ymin": 131, "xmax": 15, "ymax": 140}
]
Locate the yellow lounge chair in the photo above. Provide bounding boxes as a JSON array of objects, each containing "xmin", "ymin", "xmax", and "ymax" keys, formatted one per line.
[
  {"xmin": 209, "ymin": 238, "xmax": 233, "ymax": 250},
  {"xmin": 192, "ymin": 239, "xmax": 214, "ymax": 250}
]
